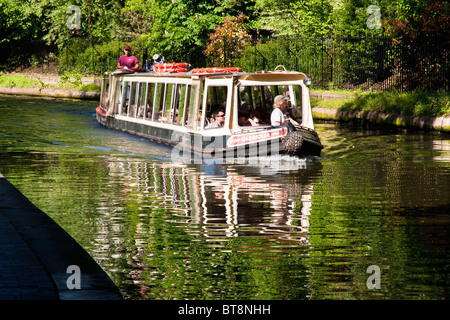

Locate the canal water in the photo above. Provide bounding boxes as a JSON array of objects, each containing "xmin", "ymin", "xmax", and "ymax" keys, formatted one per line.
[{"xmin": 0, "ymin": 94, "xmax": 449, "ymax": 300}]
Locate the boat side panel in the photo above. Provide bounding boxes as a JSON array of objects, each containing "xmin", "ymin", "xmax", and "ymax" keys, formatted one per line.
[{"xmin": 96, "ymin": 107, "xmax": 307, "ymax": 157}]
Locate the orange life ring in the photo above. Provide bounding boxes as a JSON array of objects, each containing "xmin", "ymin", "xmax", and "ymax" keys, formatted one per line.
[
  {"xmin": 154, "ymin": 67, "xmax": 188, "ymax": 73},
  {"xmin": 153, "ymin": 62, "xmax": 190, "ymax": 73},
  {"xmin": 191, "ymin": 67, "xmax": 242, "ymax": 74}
]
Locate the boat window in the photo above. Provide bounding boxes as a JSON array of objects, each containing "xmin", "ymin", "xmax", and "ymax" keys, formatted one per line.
[
  {"xmin": 128, "ymin": 82, "xmax": 138, "ymax": 117},
  {"xmin": 237, "ymin": 85, "xmax": 274, "ymax": 127},
  {"xmin": 119, "ymin": 81, "xmax": 131, "ymax": 116},
  {"xmin": 115, "ymin": 79, "xmax": 199, "ymax": 129},
  {"xmin": 205, "ymin": 86, "xmax": 228, "ymax": 129},
  {"xmin": 143, "ymin": 82, "xmax": 153, "ymax": 120},
  {"xmin": 235, "ymin": 84, "xmax": 303, "ymax": 127},
  {"xmin": 170, "ymin": 84, "xmax": 186, "ymax": 126},
  {"xmin": 162, "ymin": 83, "xmax": 172, "ymax": 122},
  {"xmin": 152, "ymin": 82, "xmax": 165, "ymax": 121},
  {"xmin": 177, "ymin": 85, "xmax": 188, "ymax": 126},
  {"xmin": 290, "ymin": 85, "xmax": 302, "ymax": 120},
  {"xmin": 134, "ymin": 82, "xmax": 146, "ymax": 118},
  {"xmin": 186, "ymin": 85, "xmax": 199, "ymax": 129},
  {"xmin": 100, "ymin": 76, "xmax": 109, "ymax": 112}
]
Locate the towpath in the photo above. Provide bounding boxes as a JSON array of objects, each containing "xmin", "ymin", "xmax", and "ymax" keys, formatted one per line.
[{"xmin": 0, "ymin": 173, "xmax": 122, "ymax": 300}]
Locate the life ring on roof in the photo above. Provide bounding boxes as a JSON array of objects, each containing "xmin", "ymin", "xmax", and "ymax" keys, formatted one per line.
[
  {"xmin": 191, "ymin": 67, "xmax": 242, "ymax": 74},
  {"xmin": 154, "ymin": 67, "xmax": 189, "ymax": 73},
  {"xmin": 153, "ymin": 62, "xmax": 190, "ymax": 73}
]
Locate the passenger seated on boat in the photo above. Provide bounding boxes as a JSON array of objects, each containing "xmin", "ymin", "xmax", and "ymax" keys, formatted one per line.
[
  {"xmin": 136, "ymin": 105, "xmax": 145, "ymax": 118},
  {"xmin": 207, "ymin": 113, "xmax": 214, "ymax": 126},
  {"xmin": 170, "ymin": 110, "xmax": 179, "ymax": 123},
  {"xmin": 153, "ymin": 111, "xmax": 167, "ymax": 122},
  {"xmin": 248, "ymin": 109, "xmax": 266, "ymax": 126},
  {"xmin": 250, "ymin": 107, "xmax": 270, "ymax": 126},
  {"xmin": 238, "ymin": 113, "xmax": 248, "ymax": 126},
  {"xmin": 271, "ymin": 95, "xmax": 299, "ymax": 127},
  {"xmin": 238, "ymin": 109, "xmax": 264, "ymax": 127},
  {"xmin": 129, "ymin": 104, "xmax": 136, "ymax": 117},
  {"xmin": 194, "ymin": 111, "xmax": 203, "ymax": 129},
  {"xmin": 207, "ymin": 109, "xmax": 225, "ymax": 128},
  {"xmin": 256, "ymin": 106, "xmax": 269, "ymax": 123},
  {"xmin": 247, "ymin": 115, "xmax": 261, "ymax": 126}
]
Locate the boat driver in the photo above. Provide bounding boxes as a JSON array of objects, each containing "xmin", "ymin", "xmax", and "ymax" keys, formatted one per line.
[
  {"xmin": 271, "ymin": 95, "xmax": 299, "ymax": 127},
  {"xmin": 117, "ymin": 45, "xmax": 140, "ymax": 71}
]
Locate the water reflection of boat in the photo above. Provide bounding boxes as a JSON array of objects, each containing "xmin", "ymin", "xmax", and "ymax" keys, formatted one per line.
[{"xmin": 103, "ymin": 157, "xmax": 322, "ymax": 244}]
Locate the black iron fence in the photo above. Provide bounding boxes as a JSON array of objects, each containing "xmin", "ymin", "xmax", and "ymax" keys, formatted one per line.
[
  {"xmin": 58, "ymin": 39, "xmax": 127, "ymax": 75},
  {"xmin": 236, "ymin": 34, "xmax": 449, "ymax": 92},
  {"xmin": 0, "ymin": 39, "xmax": 57, "ymax": 73},
  {"xmin": 2, "ymin": 34, "xmax": 448, "ymax": 92}
]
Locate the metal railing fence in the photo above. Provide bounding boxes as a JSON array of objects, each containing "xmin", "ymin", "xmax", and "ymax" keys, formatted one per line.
[
  {"xmin": 234, "ymin": 34, "xmax": 449, "ymax": 92},
  {"xmin": 2, "ymin": 34, "xmax": 448, "ymax": 92}
]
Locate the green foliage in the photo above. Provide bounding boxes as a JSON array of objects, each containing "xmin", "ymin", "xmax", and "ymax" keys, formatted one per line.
[
  {"xmin": 0, "ymin": 74, "xmax": 40, "ymax": 88},
  {"xmin": 320, "ymin": 90, "xmax": 450, "ymax": 117},
  {"xmin": 57, "ymin": 39, "xmax": 131, "ymax": 74},
  {"xmin": 40, "ymin": 0, "xmax": 123, "ymax": 50},
  {"xmin": 57, "ymin": 71, "xmax": 84, "ymax": 88},
  {"xmin": 122, "ymin": 0, "xmax": 224, "ymax": 65},
  {"xmin": 205, "ymin": 13, "xmax": 252, "ymax": 66},
  {"xmin": 1, "ymin": 0, "xmax": 448, "ymax": 95},
  {"xmin": 0, "ymin": 0, "xmax": 45, "ymax": 43},
  {"xmin": 80, "ymin": 83, "xmax": 101, "ymax": 91}
]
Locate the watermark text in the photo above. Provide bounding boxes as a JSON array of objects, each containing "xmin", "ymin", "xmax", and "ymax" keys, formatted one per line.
[
  {"xmin": 66, "ymin": 264, "xmax": 81, "ymax": 290},
  {"xmin": 366, "ymin": 265, "xmax": 381, "ymax": 289}
]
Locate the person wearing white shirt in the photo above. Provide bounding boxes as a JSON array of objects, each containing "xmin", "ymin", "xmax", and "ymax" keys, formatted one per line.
[{"xmin": 270, "ymin": 95, "xmax": 299, "ymax": 127}]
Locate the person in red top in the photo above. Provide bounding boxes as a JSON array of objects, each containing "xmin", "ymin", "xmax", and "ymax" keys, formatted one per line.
[{"xmin": 117, "ymin": 45, "xmax": 140, "ymax": 71}]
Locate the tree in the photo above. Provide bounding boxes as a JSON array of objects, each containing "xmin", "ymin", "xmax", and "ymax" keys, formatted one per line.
[
  {"xmin": 0, "ymin": 0, "xmax": 45, "ymax": 43},
  {"xmin": 253, "ymin": 0, "xmax": 334, "ymax": 38},
  {"xmin": 123, "ymin": 0, "xmax": 223, "ymax": 64},
  {"xmin": 40, "ymin": 0, "xmax": 122, "ymax": 49},
  {"xmin": 384, "ymin": 1, "xmax": 449, "ymax": 90},
  {"xmin": 204, "ymin": 13, "xmax": 252, "ymax": 66},
  {"xmin": 0, "ymin": 0, "xmax": 48, "ymax": 69}
]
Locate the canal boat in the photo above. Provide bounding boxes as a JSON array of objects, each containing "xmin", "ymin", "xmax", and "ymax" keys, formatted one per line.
[{"xmin": 96, "ymin": 65, "xmax": 323, "ymax": 160}]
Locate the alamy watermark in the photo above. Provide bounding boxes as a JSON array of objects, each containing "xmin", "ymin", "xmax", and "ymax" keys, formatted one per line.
[
  {"xmin": 66, "ymin": 265, "xmax": 81, "ymax": 290},
  {"xmin": 366, "ymin": 265, "xmax": 381, "ymax": 289},
  {"xmin": 66, "ymin": 5, "xmax": 81, "ymax": 30},
  {"xmin": 366, "ymin": 5, "xmax": 382, "ymax": 30}
]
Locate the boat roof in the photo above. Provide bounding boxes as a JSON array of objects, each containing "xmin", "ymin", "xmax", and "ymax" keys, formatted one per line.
[{"xmin": 109, "ymin": 69, "xmax": 308, "ymax": 82}]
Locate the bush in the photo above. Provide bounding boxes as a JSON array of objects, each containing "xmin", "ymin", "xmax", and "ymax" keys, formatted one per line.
[
  {"xmin": 236, "ymin": 37, "xmax": 328, "ymax": 79},
  {"xmin": 57, "ymin": 39, "xmax": 144, "ymax": 75},
  {"xmin": 0, "ymin": 74, "xmax": 40, "ymax": 88},
  {"xmin": 340, "ymin": 91, "xmax": 450, "ymax": 117}
]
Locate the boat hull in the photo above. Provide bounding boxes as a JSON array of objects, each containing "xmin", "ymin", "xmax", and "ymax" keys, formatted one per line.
[{"xmin": 96, "ymin": 107, "xmax": 323, "ymax": 159}]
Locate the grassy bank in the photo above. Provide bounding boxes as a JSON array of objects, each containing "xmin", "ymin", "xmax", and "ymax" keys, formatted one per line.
[
  {"xmin": 312, "ymin": 90, "xmax": 450, "ymax": 118},
  {"xmin": 2, "ymin": 72, "xmax": 449, "ymax": 119},
  {"xmin": 0, "ymin": 72, "xmax": 101, "ymax": 92}
]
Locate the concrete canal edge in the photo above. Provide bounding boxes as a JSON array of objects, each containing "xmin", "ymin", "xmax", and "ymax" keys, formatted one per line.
[
  {"xmin": 312, "ymin": 107, "xmax": 450, "ymax": 132},
  {"xmin": 0, "ymin": 173, "xmax": 122, "ymax": 300}
]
